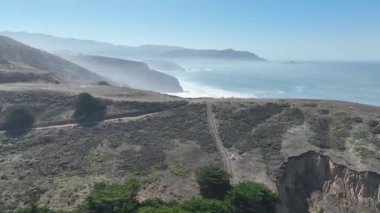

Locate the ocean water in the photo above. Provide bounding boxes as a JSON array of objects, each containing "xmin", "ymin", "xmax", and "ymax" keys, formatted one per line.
[{"xmin": 166, "ymin": 61, "xmax": 380, "ymax": 106}]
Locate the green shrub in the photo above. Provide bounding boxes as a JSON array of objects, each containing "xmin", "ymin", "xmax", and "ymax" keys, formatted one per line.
[
  {"xmin": 2, "ymin": 106, "xmax": 34, "ymax": 131},
  {"xmin": 226, "ymin": 181, "xmax": 279, "ymax": 213},
  {"xmin": 137, "ymin": 206, "xmax": 189, "ymax": 213},
  {"xmin": 16, "ymin": 203, "xmax": 54, "ymax": 213},
  {"xmin": 368, "ymin": 120, "xmax": 379, "ymax": 128},
  {"xmin": 139, "ymin": 198, "xmax": 186, "ymax": 212},
  {"xmin": 169, "ymin": 165, "xmax": 190, "ymax": 176},
  {"xmin": 195, "ymin": 165, "xmax": 231, "ymax": 199},
  {"xmin": 86, "ymin": 178, "xmax": 141, "ymax": 213},
  {"xmin": 73, "ymin": 93, "xmax": 106, "ymax": 123},
  {"xmin": 182, "ymin": 198, "xmax": 230, "ymax": 213}
]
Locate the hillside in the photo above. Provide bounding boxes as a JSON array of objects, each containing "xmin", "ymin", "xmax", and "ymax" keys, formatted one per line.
[
  {"xmin": 0, "ymin": 36, "xmax": 104, "ymax": 83},
  {"xmin": 1, "ymin": 31, "xmax": 265, "ymax": 61},
  {"xmin": 61, "ymin": 54, "xmax": 183, "ymax": 93},
  {"xmin": 0, "ymin": 84, "xmax": 379, "ymax": 212}
]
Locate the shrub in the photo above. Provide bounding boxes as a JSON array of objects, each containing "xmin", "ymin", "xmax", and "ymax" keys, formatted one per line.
[
  {"xmin": 73, "ymin": 93, "xmax": 106, "ymax": 123},
  {"xmin": 2, "ymin": 106, "xmax": 34, "ymax": 131},
  {"xmin": 97, "ymin": 81, "xmax": 111, "ymax": 86},
  {"xmin": 226, "ymin": 181, "xmax": 279, "ymax": 213},
  {"xmin": 16, "ymin": 203, "xmax": 54, "ymax": 213},
  {"xmin": 169, "ymin": 164, "xmax": 190, "ymax": 176},
  {"xmin": 86, "ymin": 178, "xmax": 141, "ymax": 213},
  {"xmin": 195, "ymin": 165, "xmax": 231, "ymax": 199},
  {"xmin": 182, "ymin": 198, "xmax": 230, "ymax": 213},
  {"xmin": 368, "ymin": 120, "xmax": 379, "ymax": 128},
  {"xmin": 137, "ymin": 206, "xmax": 189, "ymax": 213},
  {"xmin": 139, "ymin": 198, "xmax": 186, "ymax": 212}
]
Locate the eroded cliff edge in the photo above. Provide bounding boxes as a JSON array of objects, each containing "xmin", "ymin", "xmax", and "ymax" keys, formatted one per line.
[
  {"xmin": 277, "ymin": 151, "xmax": 380, "ymax": 213},
  {"xmin": 212, "ymin": 100, "xmax": 380, "ymax": 212}
]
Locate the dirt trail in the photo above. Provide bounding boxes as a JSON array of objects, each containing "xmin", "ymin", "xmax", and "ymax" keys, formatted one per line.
[
  {"xmin": 0, "ymin": 112, "xmax": 157, "ymax": 134},
  {"xmin": 206, "ymin": 103, "xmax": 237, "ymax": 184}
]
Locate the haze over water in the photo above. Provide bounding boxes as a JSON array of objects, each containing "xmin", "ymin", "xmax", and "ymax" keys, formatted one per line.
[{"xmin": 168, "ymin": 61, "xmax": 380, "ymax": 106}]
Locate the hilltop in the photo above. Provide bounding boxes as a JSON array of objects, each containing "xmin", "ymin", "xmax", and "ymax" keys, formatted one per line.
[{"xmin": 0, "ymin": 36, "xmax": 104, "ymax": 84}]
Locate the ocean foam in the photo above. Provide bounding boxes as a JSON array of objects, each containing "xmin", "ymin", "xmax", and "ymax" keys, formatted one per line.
[{"xmin": 168, "ymin": 80, "xmax": 257, "ymax": 98}]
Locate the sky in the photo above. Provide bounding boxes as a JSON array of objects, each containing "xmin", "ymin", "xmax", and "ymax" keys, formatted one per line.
[{"xmin": 1, "ymin": 0, "xmax": 380, "ymax": 61}]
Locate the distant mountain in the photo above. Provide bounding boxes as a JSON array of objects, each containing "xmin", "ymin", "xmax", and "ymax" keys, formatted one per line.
[
  {"xmin": 1, "ymin": 31, "xmax": 265, "ymax": 61},
  {"xmin": 161, "ymin": 48, "xmax": 264, "ymax": 61},
  {"xmin": 61, "ymin": 54, "xmax": 183, "ymax": 93},
  {"xmin": 0, "ymin": 35, "xmax": 104, "ymax": 84}
]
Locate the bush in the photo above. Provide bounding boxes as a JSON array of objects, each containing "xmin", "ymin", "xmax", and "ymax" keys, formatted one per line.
[
  {"xmin": 137, "ymin": 206, "xmax": 189, "ymax": 213},
  {"xmin": 226, "ymin": 182, "xmax": 279, "ymax": 213},
  {"xmin": 86, "ymin": 178, "xmax": 141, "ymax": 213},
  {"xmin": 182, "ymin": 198, "xmax": 230, "ymax": 213},
  {"xmin": 2, "ymin": 106, "xmax": 34, "ymax": 131},
  {"xmin": 368, "ymin": 120, "xmax": 379, "ymax": 128},
  {"xmin": 195, "ymin": 165, "xmax": 231, "ymax": 199},
  {"xmin": 169, "ymin": 164, "xmax": 190, "ymax": 176},
  {"xmin": 16, "ymin": 203, "xmax": 54, "ymax": 213},
  {"xmin": 73, "ymin": 93, "xmax": 106, "ymax": 123},
  {"xmin": 97, "ymin": 81, "xmax": 111, "ymax": 86}
]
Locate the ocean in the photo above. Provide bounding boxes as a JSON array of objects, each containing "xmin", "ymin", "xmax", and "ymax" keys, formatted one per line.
[{"xmin": 166, "ymin": 61, "xmax": 380, "ymax": 106}]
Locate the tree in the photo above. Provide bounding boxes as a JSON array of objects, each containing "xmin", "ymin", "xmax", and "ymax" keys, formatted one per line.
[
  {"xmin": 195, "ymin": 165, "xmax": 231, "ymax": 199},
  {"xmin": 2, "ymin": 106, "xmax": 34, "ymax": 131},
  {"xmin": 86, "ymin": 178, "xmax": 141, "ymax": 213},
  {"xmin": 73, "ymin": 93, "xmax": 106, "ymax": 123},
  {"xmin": 226, "ymin": 181, "xmax": 279, "ymax": 213}
]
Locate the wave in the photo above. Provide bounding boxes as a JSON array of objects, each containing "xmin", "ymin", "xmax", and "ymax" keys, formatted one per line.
[{"xmin": 167, "ymin": 80, "xmax": 257, "ymax": 98}]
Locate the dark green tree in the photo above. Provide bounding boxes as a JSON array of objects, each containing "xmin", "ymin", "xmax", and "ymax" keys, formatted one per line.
[
  {"xmin": 2, "ymin": 106, "xmax": 34, "ymax": 131},
  {"xmin": 226, "ymin": 181, "xmax": 279, "ymax": 213},
  {"xmin": 73, "ymin": 93, "xmax": 106, "ymax": 123},
  {"xmin": 195, "ymin": 165, "xmax": 231, "ymax": 199}
]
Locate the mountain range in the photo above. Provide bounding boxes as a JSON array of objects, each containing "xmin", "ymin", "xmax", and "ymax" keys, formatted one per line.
[
  {"xmin": 1, "ymin": 31, "xmax": 265, "ymax": 61},
  {"xmin": 0, "ymin": 35, "xmax": 183, "ymax": 92}
]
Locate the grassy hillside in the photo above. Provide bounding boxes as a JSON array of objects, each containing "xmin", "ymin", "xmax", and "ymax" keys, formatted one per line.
[{"xmin": 0, "ymin": 88, "xmax": 379, "ymax": 212}]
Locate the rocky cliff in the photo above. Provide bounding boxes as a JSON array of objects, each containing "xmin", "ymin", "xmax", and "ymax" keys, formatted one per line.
[{"xmin": 277, "ymin": 151, "xmax": 380, "ymax": 213}]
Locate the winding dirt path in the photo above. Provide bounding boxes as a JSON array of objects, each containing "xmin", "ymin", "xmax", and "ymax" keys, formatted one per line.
[{"xmin": 206, "ymin": 103, "xmax": 237, "ymax": 184}]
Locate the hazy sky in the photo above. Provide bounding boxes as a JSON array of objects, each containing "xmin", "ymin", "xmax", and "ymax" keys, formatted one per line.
[{"xmin": 1, "ymin": 0, "xmax": 380, "ymax": 60}]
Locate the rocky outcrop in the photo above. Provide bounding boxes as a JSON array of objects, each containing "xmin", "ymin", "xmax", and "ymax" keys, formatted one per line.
[{"xmin": 277, "ymin": 151, "xmax": 380, "ymax": 213}]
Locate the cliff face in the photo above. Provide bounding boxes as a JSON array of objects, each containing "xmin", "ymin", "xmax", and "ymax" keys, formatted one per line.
[
  {"xmin": 61, "ymin": 55, "xmax": 183, "ymax": 93},
  {"xmin": 212, "ymin": 101, "xmax": 380, "ymax": 213},
  {"xmin": 277, "ymin": 151, "xmax": 380, "ymax": 213}
]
